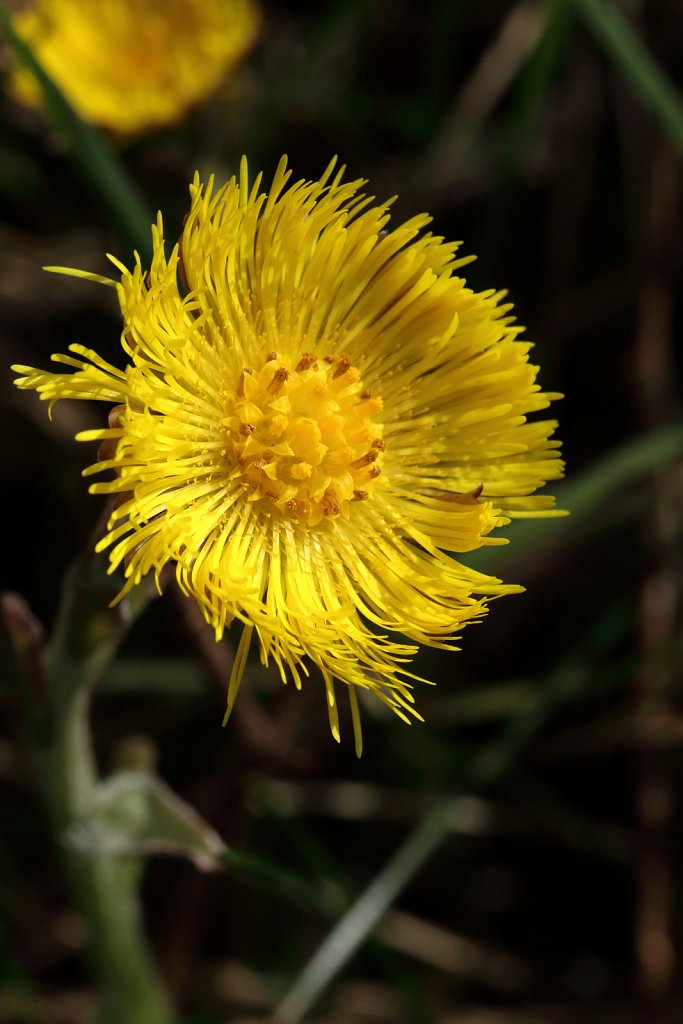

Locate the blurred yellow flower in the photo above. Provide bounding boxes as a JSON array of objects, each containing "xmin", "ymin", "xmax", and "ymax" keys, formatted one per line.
[
  {"xmin": 13, "ymin": 158, "xmax": 564, "ymax": 752},
  {"xmin": 9, "ymin": 0, "xmax": 260, "ymax": 134}
]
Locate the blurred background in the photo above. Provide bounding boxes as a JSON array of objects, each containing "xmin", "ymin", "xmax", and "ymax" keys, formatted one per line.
[{"xmin": 1, "ymin": 1, "xmax": 683, "ymax": 1021}]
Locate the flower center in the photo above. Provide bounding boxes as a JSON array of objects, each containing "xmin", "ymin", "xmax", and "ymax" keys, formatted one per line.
[{"xmin": 226, "ymin": 352, "xmax": 385, "ymax": 526}]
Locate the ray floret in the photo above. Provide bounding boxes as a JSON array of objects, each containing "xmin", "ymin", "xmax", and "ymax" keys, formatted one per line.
[{"xmin": 13, "ymin": 156, "xmax": 565, "ymax": 753}]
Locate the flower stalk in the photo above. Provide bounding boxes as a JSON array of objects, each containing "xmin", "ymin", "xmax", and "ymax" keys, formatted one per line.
[{"xmin": 16, "ymin": 525, "xmax": 175, "ymax": 1024}]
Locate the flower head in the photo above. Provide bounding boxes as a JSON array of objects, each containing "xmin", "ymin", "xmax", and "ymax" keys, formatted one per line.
[
  {"xmin": 9, "ymin": 0, "xmax": 260, "ymax": 134},
  {"xmin": 13, "ymin": 157, "xmax": 564, "ymax": 752}
]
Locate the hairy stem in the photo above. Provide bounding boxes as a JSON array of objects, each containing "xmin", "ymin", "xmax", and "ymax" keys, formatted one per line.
[{"xmin": 40, "ymin": 548, "xmax": 175, "ymax": 1024}]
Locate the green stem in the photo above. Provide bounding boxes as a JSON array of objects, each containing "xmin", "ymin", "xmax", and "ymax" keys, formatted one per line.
[{"xmin": 40, "ymin": 555, "xmax": 175, "ymax": 1024}]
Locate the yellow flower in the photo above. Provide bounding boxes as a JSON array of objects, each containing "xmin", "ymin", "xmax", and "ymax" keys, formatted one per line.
[
  {"xmin": 8, "ymin": 0, "xmax": 260, "ymax": 134},
  {"xmin": 13, "ymin": 157, "xmax": 564, "ymax": 753}
]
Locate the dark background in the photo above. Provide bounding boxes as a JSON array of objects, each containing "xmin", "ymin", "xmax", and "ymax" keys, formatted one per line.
[{"xmin": 2, "ymin": 2, "xmax": 683, "ymax": 1021}]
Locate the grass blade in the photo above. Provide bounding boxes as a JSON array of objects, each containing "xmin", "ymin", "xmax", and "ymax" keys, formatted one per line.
[
  {"xmin": 469, "ymin": 422, "xmax": 683, "ymax": 573},
  {"xmin": 274, "ymin": 800, "xmax": 451, "ymax": 1024},
  {"xmin": 0, "ymin": 2, "xmax": 152, "ymax": 258},
  {"xmin": 274, "ymin": 606, "xmax": 619, "ymax": 1022},
  {"xmin": 576, "ymin": 0, "xmax": 683, "ymax": 157}
]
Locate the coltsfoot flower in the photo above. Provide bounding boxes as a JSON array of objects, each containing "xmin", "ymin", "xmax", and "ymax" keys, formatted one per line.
[
  {"xmin": 13, "ymin": 157, "xmax": 564, "ymax": 752},
  {"xmin": 8, "ymin": 0, "xmax": 260, "ymax": 134}
]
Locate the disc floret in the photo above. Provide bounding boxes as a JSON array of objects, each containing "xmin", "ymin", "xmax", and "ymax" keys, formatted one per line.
[{"xmin": 226, "ymin": 351, "xmax": 385, "ymax": 526}]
